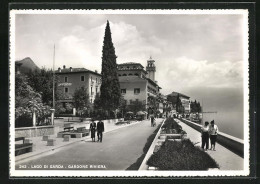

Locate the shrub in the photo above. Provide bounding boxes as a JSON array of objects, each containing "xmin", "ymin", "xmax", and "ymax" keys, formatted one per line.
[
  {"xmin": 161, "ymin": 117, "xmax": 183, "ymax": 134},
  {"xmin": 147, "ymin": 139, "xmax": 219, "ymax": 170}
]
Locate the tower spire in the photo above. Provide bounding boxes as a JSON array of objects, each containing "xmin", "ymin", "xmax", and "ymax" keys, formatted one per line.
[{"xmin": 146, "ymin": 57, "xmax": 156, "ymax": 81}]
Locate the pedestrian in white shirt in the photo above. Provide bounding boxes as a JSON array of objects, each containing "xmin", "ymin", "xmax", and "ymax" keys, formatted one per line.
[
  {"xmin": 209, "ymin": 120, "xmax": 219, "ymax": 151},
  {"xmin": 201, "ymin": 121, "xmax": 209, "ymax": 151}
]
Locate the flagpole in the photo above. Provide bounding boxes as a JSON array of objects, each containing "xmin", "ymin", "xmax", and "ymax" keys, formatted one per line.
[
  {"xmin": 53, "ymin": 44, "xmax": 55, "ymax": 108},
  {"xmin": 51, "ymin": 44, "xmax": 55, "ymax": 125}
]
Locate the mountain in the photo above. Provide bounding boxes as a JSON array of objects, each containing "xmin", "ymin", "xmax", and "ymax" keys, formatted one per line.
[{"xmin": 15, "ymin": 57, "xmax": 40, "ymax": 73}]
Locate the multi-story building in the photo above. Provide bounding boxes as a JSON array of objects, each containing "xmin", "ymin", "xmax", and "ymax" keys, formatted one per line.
[
  {"xmin": 117, "ymin": 58, "xmax": 161, "ymax": 112},
  {"xmin": 167, "ymin": 91, "xmax": 191, "ymax": 114},
  {"xmin": 56, "ymin": 65, "xmax": 102, "ymax": 106}
]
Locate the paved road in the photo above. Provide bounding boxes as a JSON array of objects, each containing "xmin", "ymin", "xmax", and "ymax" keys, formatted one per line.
[{"xmin": 16, "ymin": 119, "xmax": 161, "ymax": 170}]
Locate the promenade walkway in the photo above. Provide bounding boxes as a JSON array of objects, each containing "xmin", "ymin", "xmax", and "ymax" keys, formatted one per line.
[
  {"xmin": 176, "ymin": 119, "xmax": 244, "ymax": 170},
  {"xmin": 15, "ymin": 119, "xmax": 143, "ymax": 164},
  {"xmin": 16, "ymin": 119, "xmax": 162, "ymax": 170}
]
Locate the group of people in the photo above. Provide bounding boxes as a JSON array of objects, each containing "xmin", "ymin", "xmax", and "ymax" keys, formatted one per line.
[
  {"xmin": 201, "ymin": 120, "xmax": 219, "ymax": 151},
  {"xmin": 89, "ymin": 118, "xmax": 105, "ymax": 142}
]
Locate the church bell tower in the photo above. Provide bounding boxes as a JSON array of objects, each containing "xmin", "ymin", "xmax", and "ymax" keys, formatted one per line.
[{"xmin": 146, "ymin": 56, "xmax": 156, "ymax": 81}]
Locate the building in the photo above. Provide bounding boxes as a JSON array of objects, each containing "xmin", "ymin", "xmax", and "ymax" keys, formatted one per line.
[
  {"xmin": 117, "ymin": 58, "xmax": 161, "ymax": 112},
  {"xmin": 56, "ymin": 65, "xmax": 102, "ymax": 106},
  {"xmin": 167, "ymin": 91, "xmax": 191, "ymax": 114}
]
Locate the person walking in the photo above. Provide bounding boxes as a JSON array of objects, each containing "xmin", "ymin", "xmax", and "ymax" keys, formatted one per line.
[
  {"xmin": 201, "ymin": 121, "xmax": 209, "ymax": 151},
  {"xmin": 97, "ymin": 117, "xmax": 104, "ymax": 142},
  {"xmin": 209, "ymin": 120, "xmax": 219, "ymax": 151},
  {"xmin": 151, "ymin": 115, "xmax": 155, "ymax": 127},
  {"xmin": 90, "ymin": 119, "xmax": 96, "ymax": 142}
]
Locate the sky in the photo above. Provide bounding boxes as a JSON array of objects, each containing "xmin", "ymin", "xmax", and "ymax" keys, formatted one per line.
[{"xmin": 14, "ymin": 12, "xmax": 247, "ymax": 117}]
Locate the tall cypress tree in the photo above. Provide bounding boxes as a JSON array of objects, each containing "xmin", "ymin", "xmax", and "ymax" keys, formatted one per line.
[{"xmin": 100, "ymin": 21, "xmax": 121, "ymax": 113}]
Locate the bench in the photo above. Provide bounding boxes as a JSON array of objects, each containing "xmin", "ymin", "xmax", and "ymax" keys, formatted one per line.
[
  {"xmin": 15, "ymin": 137, "xmax": 25, "ymax": 143},
  {"xmin": 64, "ymin": 127, "xmax": 74, "ymax": 132},
  {"xmin": 15, "ymin": 137, "xmax": 33, "ymax": 156},
  {"xmin": 115, "ymin": 121, "xmax": 130, "ymax": 125}
]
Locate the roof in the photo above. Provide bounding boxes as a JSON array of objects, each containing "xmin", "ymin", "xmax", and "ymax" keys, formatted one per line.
[
  {"xmin": 118, "ymin": 62, "xmax": 144, "ymax": 68},
  {"xmin": 146, "ymin": 77, "xmax": 161, "ymax": 89},
  {"xmin": 167, "ymin": 91, "xmax": 190, "ymax": 99},
  {"xmin": 55, "ymin": 67, "xmax": 101, "ymax": 76}
]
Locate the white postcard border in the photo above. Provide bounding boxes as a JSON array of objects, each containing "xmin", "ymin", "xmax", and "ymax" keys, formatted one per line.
[{"xmin": 9, "ymin": 9, "xmax": 250, "ymax": 177}]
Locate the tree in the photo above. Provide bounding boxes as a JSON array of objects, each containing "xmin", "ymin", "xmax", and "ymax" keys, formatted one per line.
[
  {"xmin": 73, "ymin": 87, "xmax": 90, "ymax": 116},
  {"xmin": 15, "ymin": 73, "xmax": 51, "ymax": 127},
  {"xmin": 127, "ymin": 100, "xmax": 145, "ymax": 114},
  {"xmin": 100, "ymin": 21, "xmax": 121, "ymax": 115},
  {"xmin": 147, "ymin": 96, "xmax": 157, "ymax": 113},
  {"xmin": 27, "ymin": 68, "xmax": 62, "ymax": 107},
  {"xmin": 94, "ymin": 93, "xmax": 102, "ymax": 110},
  {"xmin": 190, "ymin": 100, "xmax": 202, "ymax": 113}
]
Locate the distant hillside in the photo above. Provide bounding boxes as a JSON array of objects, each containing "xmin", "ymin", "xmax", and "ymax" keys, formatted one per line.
[{"xmin": 15, "ymin": 57, "xmax": 40, "ymax": 73}]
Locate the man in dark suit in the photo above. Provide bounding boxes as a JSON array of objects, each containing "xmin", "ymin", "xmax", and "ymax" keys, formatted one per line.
[{"xmin": 97, "ymin": 117, "xmax": 104, "ymax": 142}]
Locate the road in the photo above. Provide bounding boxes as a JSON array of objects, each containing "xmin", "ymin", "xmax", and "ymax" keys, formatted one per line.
[{"xmin": 16, "ymin": 119, "xmax": 161, "ymax": 170}]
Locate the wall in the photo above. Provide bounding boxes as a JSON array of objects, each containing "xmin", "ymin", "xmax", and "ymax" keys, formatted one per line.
[
  {"xmin": 119, "ymin": 79, "xmax": 147, "ymax": 105},
  {"xmin": 15, "ymin": 126, "xmax": 55, "ymax": 138},
  {"xmin": 180, "ymin": 118, "xmax": 244, "ymax": 157},
  {"xmin": 118, "ymin": 70, "xmax": 145, "ymax": 77}
]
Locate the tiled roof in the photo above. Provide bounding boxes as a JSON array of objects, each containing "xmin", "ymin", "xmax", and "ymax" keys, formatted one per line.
[
  {"xmin": 118, "ymin": 62, "xmax": 140, "ymax": 65},
  {"xmin": 55, "ymin": 67, "xmax": 101, "ymax": 76},
  {"xmin": 167, "ymin": 91, "xmax": 190, "ymax": 99},
  {"xmin": 118, "ymin": 62, "xmax": 144, "ymax": 68}
]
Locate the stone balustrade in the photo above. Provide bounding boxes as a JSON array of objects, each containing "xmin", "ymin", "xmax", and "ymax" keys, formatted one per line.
[{"xmin": 15, "ymin": 126, "xmax": 54, "ymax": 138}]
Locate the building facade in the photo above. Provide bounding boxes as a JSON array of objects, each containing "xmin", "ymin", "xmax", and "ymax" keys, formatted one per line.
[
  {"xmin": 167, "ymin": 91, "xmax": 191, "ymax": 114},
  {"xmin": 56, "ymin": 65, "xmax": 102, "ymax": 106},
  {"xmin": 117, "ymin": 58, "xmax": 161, "ymax": 112}
]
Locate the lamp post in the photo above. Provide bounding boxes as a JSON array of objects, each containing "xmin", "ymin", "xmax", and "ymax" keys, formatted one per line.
[{"xmin": 49, "ymin": 109, "xmax": 55, "ymax": 125}]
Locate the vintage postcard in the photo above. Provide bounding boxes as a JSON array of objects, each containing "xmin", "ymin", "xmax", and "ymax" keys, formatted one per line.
[{"xmin": 9, "ymin": 9, "xmax": 250, "ymax": 177}]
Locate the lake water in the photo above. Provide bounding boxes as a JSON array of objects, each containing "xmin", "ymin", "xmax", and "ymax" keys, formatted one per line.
[{"xmin": 202, "ymin": 111, "xmax": 244, "ymax": 140}]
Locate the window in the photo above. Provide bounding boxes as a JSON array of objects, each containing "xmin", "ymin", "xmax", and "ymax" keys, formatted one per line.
[
  {"xmin": 64, "ymin": 77, "xmax": 68, "ymax": 82},
  {"xmin": 118, "ymin": 74, "xmax": 121, "ymax": 76},
  {"xmin": 81, "ymin": 75, "xmax": 85, "ymax": 81},
  {"xmin": 121, "ymin": 89, "xmax": 126, "ymax": 94},
  {"xmin": 65, "ymin": 87, "xmax": 69, "ymax": 93},
  {"xmin": 133, "ymin": 66, "xmax": 136, "ymax": 69},
  {"xmin": 134, "ymin": 73, "xmax": 139, "ymax": 76},
  {"xmin": 123, "ymin": 74, "xmax": 127, "ymax": 76},
  {"xmin": 134, "ymin": 88, "xmax": 140, "ymax": 95},
  {"xmin": 96, "ymin": 87, "xmax": 98, "ymax": 94},
  {"xmin": 128, "ymin": 73, "xmax": 133, "ymax": 76},
  {"xmin": 96, "ymin": 78, "xmax": 97, "ymax": 83},
  {"xmin": 91, "ymin": 87, "xmax": 93, "ymax": 94},
  {"xmin": 91, "ymin": 76, "xmax": 92, "ymax": 81}
]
